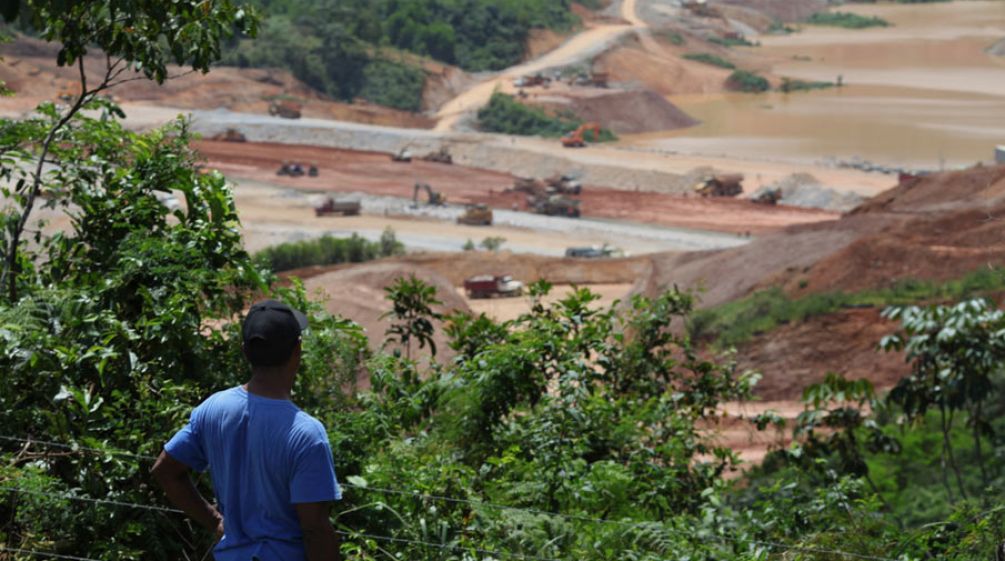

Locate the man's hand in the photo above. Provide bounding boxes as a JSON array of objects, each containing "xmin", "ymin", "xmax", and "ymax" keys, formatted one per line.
[
  {"xmin": 152, "ymin": 451, "xmax": 224, "ymax": 539},
  {"xmin": 295, "ymin": 501, "xmax": 340, "ymax": 561}
]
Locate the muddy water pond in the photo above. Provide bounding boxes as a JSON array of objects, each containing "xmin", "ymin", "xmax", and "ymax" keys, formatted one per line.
[{"xmin": 630, "ymin": 0, "xmax": 1005, "ymax": 169}]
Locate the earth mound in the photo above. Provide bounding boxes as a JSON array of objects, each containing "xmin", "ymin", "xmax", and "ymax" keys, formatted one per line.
[
  {"xmin": 537, "ymin": 89, "xmax": 700, "ymax": 134},
  {"xmin": 301, "ymin": 262, "xmax": 470, "ymax": 364}
]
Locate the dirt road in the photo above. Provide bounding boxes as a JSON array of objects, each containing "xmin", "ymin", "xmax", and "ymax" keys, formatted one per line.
[{"xmin": 433, "ymin": 18, "xmax": 634, "ymax": 131}]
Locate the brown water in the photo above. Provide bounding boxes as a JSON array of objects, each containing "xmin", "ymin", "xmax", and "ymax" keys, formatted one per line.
[{"xmin": 630, "ymin": 0, "xmax": 1005, "ymax": 169}]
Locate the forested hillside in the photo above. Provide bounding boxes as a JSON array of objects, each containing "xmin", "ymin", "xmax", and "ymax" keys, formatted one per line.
[{"xmin": 221, "ymin": 0, "xmax": 581, "ymax": 110}]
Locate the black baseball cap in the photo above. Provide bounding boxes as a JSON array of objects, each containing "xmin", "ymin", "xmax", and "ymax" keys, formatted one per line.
[{"xmin": 242, "ymin": 300, "xmax": 308, "ymax": 367}]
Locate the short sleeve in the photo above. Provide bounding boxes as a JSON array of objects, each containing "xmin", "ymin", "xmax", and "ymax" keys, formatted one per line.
[
  {"xmin": 164, "ymin": 406, "xmax": 208, "ymax": 472},
  {"xmin": 289, "ymin": 426, "xmax": 341, "ymax": 504}
]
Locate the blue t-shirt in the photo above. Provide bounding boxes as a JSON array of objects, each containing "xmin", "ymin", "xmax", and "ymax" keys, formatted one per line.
[{"xmin": 165, "ymin": 386, "xmax": 341, "ymax": 561}]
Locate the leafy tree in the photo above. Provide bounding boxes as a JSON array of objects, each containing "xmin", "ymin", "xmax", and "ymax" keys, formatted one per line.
[
  {"xmin": 881, "ymin": 299, "xmax": 1005, "ymax": 499},
  {"xmin": 381, "ymin": 275, "xmax": 444, "ymax": 359},
  {"xmin": 0, "ymin": 0, "xmax": 257, "ymax": 301}
]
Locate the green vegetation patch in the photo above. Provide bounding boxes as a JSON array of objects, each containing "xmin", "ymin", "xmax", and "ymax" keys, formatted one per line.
[
  {"xmin": 807, "ymin": 11, "xmax": 890, "ymax": 29},
  {"xmin": 726, "ymin": 69, "xmax": 770, "ymax": 93},
  {"xmin": 682, "ymin": 52, "xmax": 735, "ymax": 69},
  {"xmin": 476, "ymin": 92, "xmax": 616, "ymax": 141},
  {"xmin": 779, "ymin": 77, "xmax": 835, "ymax": 92},
  {"xmin": 689, "ymin": 266, "xmax": 1005, "ymax": 349},
  {"xmin": 708, "ymin": 35, "xmax": 757, "ymax": 48},
  {"xmin": 254, "ymin": 230, "xmax": 404, "ymax": 273}
]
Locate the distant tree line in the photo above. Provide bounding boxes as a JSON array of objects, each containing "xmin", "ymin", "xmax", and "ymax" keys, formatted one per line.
[{"xmin": 221, "ymin": 0, "xmax": 581, "ymax": 111}]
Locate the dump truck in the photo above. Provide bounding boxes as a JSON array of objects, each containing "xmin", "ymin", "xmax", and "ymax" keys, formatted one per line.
[
  {"xmin": 457, "ymin": 204, "xmax": 493, "ymax": 226},
  {"xmin": 314, "ymin": 197, "xmax": 361, "ymax": 217},
  {"xmin": 530, "ymin": 194, "xmax": 581, "ymax": 218},
  {"xmin": 268, "ymin": 99, "xmax": 302, "ymax": 119},
  {"xmin": 544, "ymin": 173, "xmax": 583, "ymax": 195},
  {"xmin": 752, "ymin": 188, "xmax": 782, "ymax": 205},
  {"xmin": 211, "ymin": 128, "xmax": 246, "ymax": 142},
  {"xmin": 561, "ymin": 123, "xmax": 601, "ymax": 148},
  {"xmin": 695, "ymin": 174, "xmax": 744, "ymax": 197},
  {"xmin": 463, "ymin": 275, "xmax": 524, "ymax": 299},
  {"xmin": 413, "ymin": 182, "xmax": 446, "ymax": 206}
]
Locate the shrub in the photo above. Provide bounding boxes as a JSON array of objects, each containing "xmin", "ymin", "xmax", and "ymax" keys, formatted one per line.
[
  {"xmin": 476, "ymin": 92, "xmax": 617, "ymax": 140},
  {"xmin": 254, "ymin": 232, "xmax": 404, "ymax": 273},
  {"xmin": 709, "ymin": 35, "xmax": 757, "ymax": 47},
  {"xmin": 726, "ymin": 70, "xmax": 770, "ymax": 93},
  {"xmin": 807, "ymin": 11, "xmax": 890, "ymax": 29},
  {"xmin": 682, "ymin": 52, "xmax": 735, "ymax": 69},
  {"xmin": 779, "ymin": 77, "xmax": 835, "ymax": 92}
]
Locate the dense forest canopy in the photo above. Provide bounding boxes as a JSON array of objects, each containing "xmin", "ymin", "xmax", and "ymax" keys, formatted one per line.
[{"xmin": 221, "ymin": 0, "xmax": 580, "ymax": 110}]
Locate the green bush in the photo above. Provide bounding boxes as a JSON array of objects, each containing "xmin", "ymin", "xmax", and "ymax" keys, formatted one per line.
[
  {"xmin": 708, "ymin": 35, "xmax": 757, "ymax": 48},
  {"xmin": 254, "ymin": 231, "xmax": 404, "ymax": 273},
  {"xmin": 682, "ymin": 52, "xmax": 735, "ymax": 69},
  {"xmin": 779, "ymin": 77, "xmax": 835, "ymax": 92},
  {"xmin": 807, "ymin": 11, "xmax": 890, "ymax": 29},
  {"xmin": 726, "ymin": 69, "xmax": 770, "ymax": 93},
  {"xmin": 476, "ymin": 92, "xmax": 617, "ymax": 141}
]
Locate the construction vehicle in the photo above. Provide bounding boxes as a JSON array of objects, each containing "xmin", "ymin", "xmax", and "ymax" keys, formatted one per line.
[
  {"xmin": 530, "ymin": 194, "xmax": 581, "ymax": 218},
  {"xmin": 421, "ymin": 147, "xmax": 453, "ymax": 165},
  {"xmin": 413, "ymin": 182, "xmax": 447, "ymax": 206},
  {"xmin": 268, "ymin": 99, "xmax": 302, "ymax": 119},
  {"xmin": 211, "ymin": 128, "xmax": 247, "ymax": 142},
  {"xmin": 308, "ymin": 164, "xmax": 319, "ymax": 177},
  {"xmin": 752, "ymin": 188, "xmax": 782, "ymax": 205},
  {"xmin": 544, "ymin": 173, "xmax": 583, "ymax": 195},
  {"xmin": 591, "ymin": 72, "xmax": 609, "ymax": 88},
  {"xmin": 391, "ymin": 148, "xmax": 412, "ymax": 163},
  {"xmin": 457, "ymin": 204, "xmax": 493, "ymax": 226},
  {"xmin": 277, "ymin": 162, "xmax": 305, "ymax": 177},
  {"xmin": 463, "ymin": 275, "xmax": 524, "ymax": 299},
  {"xmin": 694, "ymin": 174, "xmax": 744, "ymax": 198},
  {"xmin": 561, "ymin": 123, "xmax": 601, "ymax": 148},
  {"xmin": 683, "ymin": 0, "xmax": 721, "ymax": 18},
  {"xmin": 565, "ymin": 244, "xmax": 622, "ymax": 259},
  {"xmin": 314, "ymin": 197, "xmax": 361, "ymax": 217}
]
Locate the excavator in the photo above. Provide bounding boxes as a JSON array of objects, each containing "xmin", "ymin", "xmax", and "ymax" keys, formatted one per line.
[
  {"xmin": 413, "ymin": 182, "xmax": 446, "ymax": 206},
  {"xmin": 561, "ymin": 123, "xmax": 601, "ymax": 148}
]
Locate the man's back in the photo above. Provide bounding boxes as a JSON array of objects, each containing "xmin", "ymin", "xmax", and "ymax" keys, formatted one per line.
[{"xmin": 165, "ymin": 386, "xmax": 341, "ymax": 561}]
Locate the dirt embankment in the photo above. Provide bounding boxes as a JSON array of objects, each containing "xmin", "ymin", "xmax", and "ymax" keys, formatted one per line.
[
  {"xmin": 714, "ymin": 0, "xmax": 826, "ymax": 24},
  {"xmin": 638, "ymin": 165, "xmax": 1005, "ymax": 306},
  {"xmin": 302, "ymin": 262, "xmax": 470, "ymax": 365},
  {"xmin": 634, "ymin": 165, "xmax": 1005, "ymax": 400},
  {"xmin": 288, "ymin": 251, "xmax": 653, "ymax": 288},
  {"xmin": 0, "ymin": 35, "xmax": 435, "ymax": 129},
  {"xmin": 532, "ymin": 89, "xmax": 699, "ymax": 134}
]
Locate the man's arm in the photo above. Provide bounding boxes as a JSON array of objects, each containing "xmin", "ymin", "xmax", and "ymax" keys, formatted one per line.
[
  {"xmin": 295, "ymin": 501, "xmax": 340, "ymax": 561},
  {"xmin": 151, "ymin": 451, "xmax": 223, "ymax": 538}
]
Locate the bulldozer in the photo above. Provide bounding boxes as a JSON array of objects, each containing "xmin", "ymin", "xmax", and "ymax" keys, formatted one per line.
[
  {"xmin": 421, "ymin": 147, "xmax": 453, "ymax": 165},
  {"xmin": 457, "ymin": 204, "xmax": 493, "ymax": 226},
  {"xmin": 530, "ymin": 194, "xmax": 580, "ymax": 218},
  {"xmin": 694, "ymin": 174, "xmax": 744, "ymax": 198},
  {"xmin": 391, "ymin": 147, "xmax": 412, "ymax": 163},
  {"xmin": 561, "ymin": 123, "xmax": 601, "ymax": 148},
  {"xmin": 413, "ymin": 182, "xmax": 446, "ymax": 206},
  {"xmin": 268, "ymin": 99, "xmax": 302, "ymax": 119}
]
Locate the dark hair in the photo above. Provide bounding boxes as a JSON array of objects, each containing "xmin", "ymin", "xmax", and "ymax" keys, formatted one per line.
[{"xmin": 244, "ymin": 335, "xmax": 300, "ymax": 368}]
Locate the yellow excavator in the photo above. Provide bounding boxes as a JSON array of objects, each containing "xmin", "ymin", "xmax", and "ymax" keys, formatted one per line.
[{"xmin": 413, "ymin": 182, "xmax": 446, "ymax": 206}]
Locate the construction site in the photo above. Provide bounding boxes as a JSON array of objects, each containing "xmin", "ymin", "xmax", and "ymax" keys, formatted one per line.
[{"xmin": 2, "ymin": 0, "xmax": 1004, "ymax": 462}]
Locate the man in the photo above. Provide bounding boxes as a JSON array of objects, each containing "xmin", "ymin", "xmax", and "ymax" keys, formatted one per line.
[{"xmin": 152, "ymin": 300, "xmax": 341, "ymax": 561}]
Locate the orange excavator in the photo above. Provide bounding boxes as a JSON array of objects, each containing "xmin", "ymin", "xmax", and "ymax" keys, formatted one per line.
[{"xmin": 561, "ymin": 123, "xmax": 601, "ymax": 148}]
